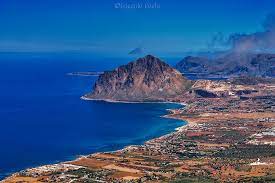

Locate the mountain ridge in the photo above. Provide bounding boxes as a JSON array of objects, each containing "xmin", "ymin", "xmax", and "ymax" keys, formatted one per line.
[{"xmin": 176, "ymin": 52, "xmax": 275, "ymax": 78}]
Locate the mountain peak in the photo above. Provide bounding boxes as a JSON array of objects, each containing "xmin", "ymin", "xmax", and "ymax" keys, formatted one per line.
[
  {"xmin": 135, "ymin": 54, "xmax": 163, "ymax": 63},
  {"xmin": 134, "ymin": 55, "xmax": 170, "ymax": 68},
  {"xmin": 144, "ymin": 54, "xmax": 156, "ymax": 59}
]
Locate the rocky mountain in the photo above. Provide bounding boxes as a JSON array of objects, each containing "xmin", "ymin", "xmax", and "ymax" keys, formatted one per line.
[
  {"xmin": 176, "ymin": 53, "xmax": 275, "ymax": 78},
  {"xmin": 84, "ymin": 55, "xmax": 192, "ymax": 102}
]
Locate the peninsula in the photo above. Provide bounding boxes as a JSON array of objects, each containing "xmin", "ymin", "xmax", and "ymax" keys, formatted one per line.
[{"xmin": 3, "ymin": 55, "xmax": 275, "ymax": 183}]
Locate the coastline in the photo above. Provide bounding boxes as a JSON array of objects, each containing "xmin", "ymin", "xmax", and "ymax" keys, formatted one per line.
[
  {"xmin": 81, "ymin": 95, "xmax": 191, "ymax": 132},
  {"xmin": 4, "ymin": 87, "xmax": 275, "ymax": 182},
  {"xmin": 81, "ymin": 95, "xmax": 187, "ymax": 106},
  {"xmin": 2, "ymin": 98, "xmax": 189, "ymax": 182},
  {"xmin": 75, "ymin": 97, "xmax": 190, "ymax": 152}
]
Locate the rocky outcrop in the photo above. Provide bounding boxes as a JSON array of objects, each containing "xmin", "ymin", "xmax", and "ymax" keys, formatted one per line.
[
  {"xmin": 84, "ymin": 55, "xmax": 192, "ymax": 102},
  {"xmin": 193, "ymin": 89, "xmax": 218, "ymax": 98}
]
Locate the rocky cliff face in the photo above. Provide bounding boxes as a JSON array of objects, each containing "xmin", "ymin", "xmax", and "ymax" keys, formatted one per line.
[
  {"xmin": 84, "ymin": 55, "xmax": 191, "ymax": 102},
  {"xmin": 176, "ymin": 53, "xmax": 275, "ymax": 78}
]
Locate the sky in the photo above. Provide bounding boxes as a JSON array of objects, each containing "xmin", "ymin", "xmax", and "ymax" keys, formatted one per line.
[{"xmin": 0, "ymin": 0, "xmax": 275, "ymax": 56}]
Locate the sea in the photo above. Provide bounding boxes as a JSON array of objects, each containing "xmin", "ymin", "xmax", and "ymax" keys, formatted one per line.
[{"xmin": 0, "ymin": 53, "xmax": 186, "ymax": 180}]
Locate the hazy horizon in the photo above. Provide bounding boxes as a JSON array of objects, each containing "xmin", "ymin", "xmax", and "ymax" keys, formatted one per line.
[{"xmin": 1, "ymin": 0, "xmax": 275, "ymax": 57}]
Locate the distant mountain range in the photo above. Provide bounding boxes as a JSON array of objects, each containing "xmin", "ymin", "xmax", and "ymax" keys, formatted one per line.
[
  {"xmin": 175, "ymin": 53, "xmax": 275, "ymax": 78},
  {"xmin": 84, "ymin": 55, "xmax": 192, "ymax": 102},
  {"xmin": 128, "ymin": 47, "xmax": 145, "ymax": 55}
]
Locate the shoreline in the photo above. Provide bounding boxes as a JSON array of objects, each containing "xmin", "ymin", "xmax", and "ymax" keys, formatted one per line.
[
  {"xmin": 4, "ymin": 89, "xmax": 274, "ymax": 182},
  {"xmin": 80, "ymin": 95, "xmax": 187, "ymax": 106},
  {"xmin": 66, "ymin": 98, "xmax": 190, "ymax": 157},
  {"xmin": 3, "ymin": 78, "xmax": 275, "ymax": 182},
  {"xmin": 81, "ymin": 96, "xmax": 190, "ymax": 132},
  {"xmin": 2, "ymin": 98, "xmax": 189, "ymax": 181}
]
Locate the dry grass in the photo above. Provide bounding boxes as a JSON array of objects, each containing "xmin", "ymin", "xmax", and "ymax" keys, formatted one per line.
[{"xmin": 3, "ymin": 176, "xmax": 42, "ymax": 183}]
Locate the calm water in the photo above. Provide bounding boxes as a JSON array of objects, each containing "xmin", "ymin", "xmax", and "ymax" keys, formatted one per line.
[{"xmin": 0, "ymin": 53, "xmax": 185, "ymax": 180}]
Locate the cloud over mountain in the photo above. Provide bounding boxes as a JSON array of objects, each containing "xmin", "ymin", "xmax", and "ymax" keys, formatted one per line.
[{"xmin": 209, "ymin": 13, "xmax": 275, "ymax": 53}]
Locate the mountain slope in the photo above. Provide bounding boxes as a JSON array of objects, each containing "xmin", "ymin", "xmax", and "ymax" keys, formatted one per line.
[
  {"xmin": 176, "ymin": 53, "xmax": 275, "ymax": 77},
  {"xmin": 84, "ymin": 55, "xmax": 191, "ymax": 101}
]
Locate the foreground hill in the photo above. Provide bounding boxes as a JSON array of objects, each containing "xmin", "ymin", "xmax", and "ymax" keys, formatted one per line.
[
  {"xmin": 176, "ymin": 53, "xmax": 275, "ymax": 78},
  {"xmin": 84, "ymin": 55, "xmax": 192, "ymax": 101}
]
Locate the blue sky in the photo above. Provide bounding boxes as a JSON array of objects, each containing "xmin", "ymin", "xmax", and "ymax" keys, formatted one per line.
[{"xmin": 0, "ymin": 0, "xmax": 274, "ymax": 56}]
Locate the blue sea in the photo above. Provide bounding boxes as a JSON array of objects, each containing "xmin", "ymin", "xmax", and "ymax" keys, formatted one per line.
[{"xmin": 0, "ymin": 53, "xmax": 185, "ymax": 180}]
